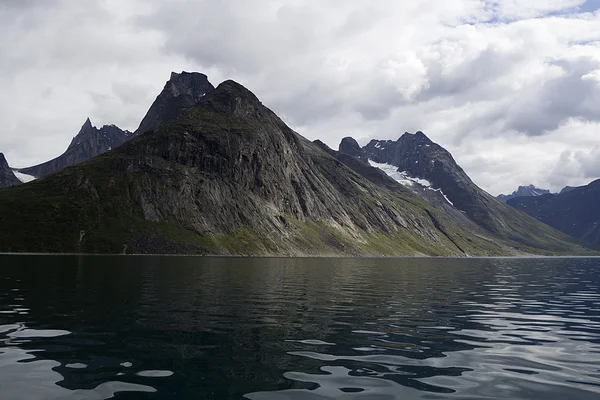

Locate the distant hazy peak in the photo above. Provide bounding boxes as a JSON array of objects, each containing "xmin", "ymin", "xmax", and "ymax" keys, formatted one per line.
[{"xmin": 497, "ymin": 185, "xmax": 551, "ymax": 202}]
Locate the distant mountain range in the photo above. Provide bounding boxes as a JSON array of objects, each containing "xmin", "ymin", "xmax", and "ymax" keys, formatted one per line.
[
  {"xmin": 0, "ymin": 72, "xmax": 596, "ymax": 255},
  {"xmin": 497, "ymin": 185, "xmax": 551, "ymax": 202},
  {"xmin": 507, "ymin": 180, "xmax": 600, "ymax": 246}
]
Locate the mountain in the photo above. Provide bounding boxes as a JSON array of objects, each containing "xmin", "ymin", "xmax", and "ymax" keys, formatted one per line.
[
  {"xmin": 16, "ymin": 119, "xmax": 131, "ymax": 178},
  {"xmin": 133, "ymin": 71, "xmax": 215, "ymax": 137},
  {"xmin": 507, "ymin": 180, "xmax": 600, "ymax": 246},
  {"xmin": 0, "ymin": 78, "xmax": 592, "ymax": 256},
  {"xmin": 14, "ymin": 72, "xmax": 213, "ymax": 179},
  {"xmin": 497, "ymin": 185, "xmax": 551, "ymax": 202},
  {"xmin": 560, "ymin": 186, "xmax": 576, "ymax": 194},
  {"xmin": 338, "ymin": 137, "xmax": 367, "ymax": 162},
  {"xmin": 361, "ymin": 132, "xmax": 583, "ymax": 250},
  {"xmin": 0, "ymin": 153, "xmax": 21, "ymax": 188}
]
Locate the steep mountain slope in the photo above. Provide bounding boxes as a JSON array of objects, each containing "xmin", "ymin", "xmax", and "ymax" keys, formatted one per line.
[
  {"xmin": 16, "ymin": 119, "xmax": 130, "ymax": 178},
  {"xmin": 507, "ymin": 180, "xmax": 600, "ymax": 245},
  {"xmin": 0, "ymin": 80, "xmax": 590, "ymax": 255},
  {"xmin": 0, "ymin": 153, "xmax": 21, "ymax": 188},
  {"xmin": 362, "ymin": 132, "xmax": 584, "ymax": 249},
  {"xmin": 133, "ymin": 71, "xmax": 215, "ymax": 137},
  {"xmin": 497, "ymin": 185, "xmax": 551, "ymax": 202}
]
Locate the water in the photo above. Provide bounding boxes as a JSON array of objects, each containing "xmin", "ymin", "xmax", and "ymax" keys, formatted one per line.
[{"xmin": 1, "ymin": 256, "xmax": 600, "ymax": 399}]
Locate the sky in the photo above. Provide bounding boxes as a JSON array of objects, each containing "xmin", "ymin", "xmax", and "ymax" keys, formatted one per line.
[{"xmin": 1, "ymin": 0, "xmax": 600, "ymax": 196}]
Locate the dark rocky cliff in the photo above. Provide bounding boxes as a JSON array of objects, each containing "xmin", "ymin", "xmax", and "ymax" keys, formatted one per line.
[
  {"xmin": 0, "ymin": 153, "xmax": 20, "ymax": 188},
  {"xmin": 339, "ymin": 137, "xmax": 367, "ymax": 161},
  {"xmin": 17, "ymin": 119, "xmax": 130, "ymax": 178},
  {"xmin": 133, "ymin": 71, "xmax": 215, "ymax": 137}
]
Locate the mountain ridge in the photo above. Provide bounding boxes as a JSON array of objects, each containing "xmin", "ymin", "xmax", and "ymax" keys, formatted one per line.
[
  {"xmin": 16, "ymin": 119, "xmax": 131, "ymax": 178},
  {"xmin": 0, "ymin": 75, "xmax": 594, "ymax": 256},
  {"xmin": 507, "ymin": 179, "xmax": 600, "ymax": 246},
  {"xmin": 497, "ymin": 185, "xmax": 551, "ymax": 202}
]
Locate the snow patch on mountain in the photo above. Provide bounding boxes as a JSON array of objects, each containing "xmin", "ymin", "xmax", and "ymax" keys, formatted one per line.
[
  {"xmin": 13, "ymin": 171, "xmax": 36, "ymax": 183},
  {"xmin": 369, "ymin": 160, "xmax": 454, "ymax": 206}
]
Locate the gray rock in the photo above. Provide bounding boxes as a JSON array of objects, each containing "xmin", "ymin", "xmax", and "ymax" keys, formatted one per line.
[
  {"xmin": 338, "ymin": 137, "xmax": 367, "ymax": 161},
  {"xmin": 133, "ymin": 71, "xmax": 215, "ymax": 137}
]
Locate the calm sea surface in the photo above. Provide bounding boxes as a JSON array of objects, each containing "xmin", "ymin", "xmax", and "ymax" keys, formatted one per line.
[{"xmin": 0, "ymin": 256, "xmax": 599, "ymax": 399}]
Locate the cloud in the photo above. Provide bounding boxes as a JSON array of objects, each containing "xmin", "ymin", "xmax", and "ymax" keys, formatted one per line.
[{"xmin": 1, "ymin": 0, "xmax": 600, "ymax": 196}]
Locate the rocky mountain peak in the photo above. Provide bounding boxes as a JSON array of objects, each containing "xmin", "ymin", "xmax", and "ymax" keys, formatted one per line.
[
  {"xmin": 82, "ymin": 117, "xmax": 93, "ymax": 131},
  {"xmin": 497, "ymin": 184, "xmax": 551, "ymax": 202},
  {"xmin": 363, "ymin": 131, "xmax": 509, "ymax": 232},
  {"xmin": 339, "ymin": 137, "xmax": 367, "ymax": 162},
  {"xmin": 68, "ymin": 118, "xmax": 97, "ymax": 150},
  {"xmin": 200, "ymin": 80, "xmax": 264, "ymax": 118},
  {"xmin": 134, "ymin": 71, "xmax": 216, "ymax": 136},
  {"xmin": 18, "ymin": 118, "xmax": 130, "ymax": 178},
  {"xmin": 166, "ymin": 71, "xmax": 213, "ymax": 102}
]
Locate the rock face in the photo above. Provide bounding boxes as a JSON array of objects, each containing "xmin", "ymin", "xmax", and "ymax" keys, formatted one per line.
[
  {"xmin": 507, "ymin": 180, "xmax": 600, "ymax": 246},
  {"xmin": 17, "ymin": 119, "xmax": 130, "ymax": 178},
  {"xmin": 339, "ymin": 137, "xmax": 367, "ymax": 161},
  {"xmin": 0, "ymin": 78, "xmax": 592, "ymax": 256},
  {"xmin": 133, "ymin": 71, "xmax": 215, "ymax": 137},
  {"xmin": 0, "ymin": 153, "xmax": 20, "ymax": 188},
  {"xmin": 497, "ymin": 185, "xmax": 551, "ymax": 202}
]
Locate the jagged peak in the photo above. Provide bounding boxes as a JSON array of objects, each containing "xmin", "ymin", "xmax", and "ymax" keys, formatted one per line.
[
  {"xmin": 400, "ymin": 131, "xmax": 432, "ymax": 143},
  {"xmin": 82, "ymin": 117, "xmax": 94, "ymax": 131},
  {"xmin": 0, "ymin": 152, "xmax": 8, "ymax": 165},
  {"xmin": 170, "ymin": 71, "xmax": 208, "ymax": 81}
]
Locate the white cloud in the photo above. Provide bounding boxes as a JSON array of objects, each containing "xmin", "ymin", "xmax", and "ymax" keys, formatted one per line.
[{"xmin": 0, "ymin": 0, "xmax": 599, "ymax": 196}]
